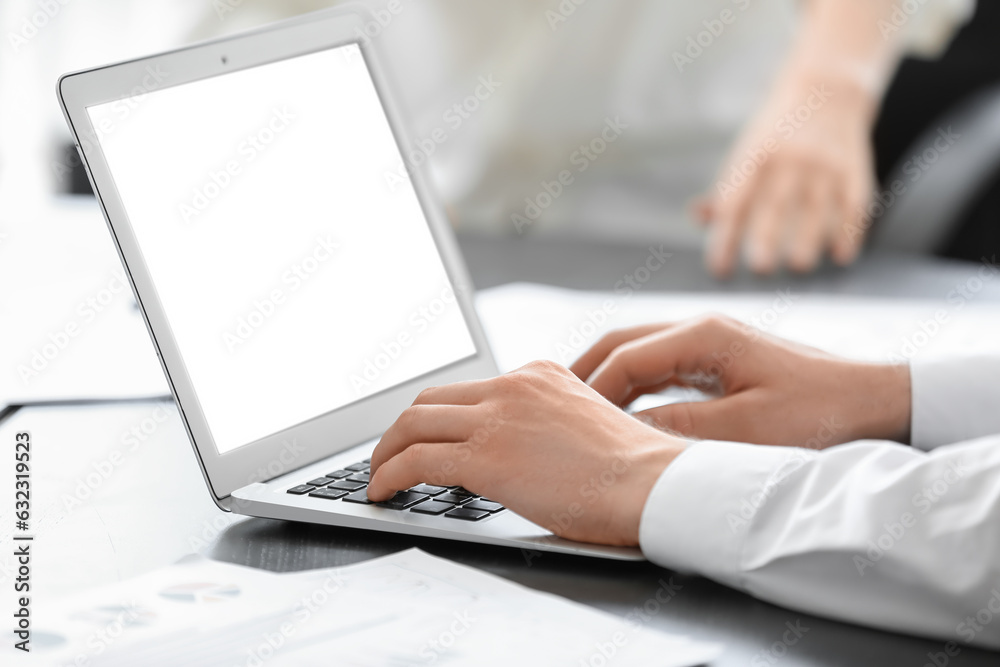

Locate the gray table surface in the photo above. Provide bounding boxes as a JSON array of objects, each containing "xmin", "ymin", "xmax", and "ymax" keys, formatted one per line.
[
  {"xmin": 9, "ymin": 235, "xmax": 1000, "ymax": 666},
  {"xmin": 458, "ymin": 233, "xmax": 1000, "ymax": 300}
]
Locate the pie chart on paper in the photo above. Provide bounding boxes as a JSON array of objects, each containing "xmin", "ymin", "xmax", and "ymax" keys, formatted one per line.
[{"xmin": 159, "ymin": 582, "xmax": 241, "ymax": 604}]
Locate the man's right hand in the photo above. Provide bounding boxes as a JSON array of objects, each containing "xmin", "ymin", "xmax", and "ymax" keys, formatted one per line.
[{"xmin": 570, "ymin": 315, "xmax": 911, "ymax": 448}]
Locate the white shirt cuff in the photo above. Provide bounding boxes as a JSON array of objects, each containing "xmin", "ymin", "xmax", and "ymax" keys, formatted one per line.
[
  {"xmin": 638, "ymin": 441, "xmax": 817, "ymax": 587},
  {"xmin": 910, "ymin": 356, "xmax": 1000, "ymax": 451}
]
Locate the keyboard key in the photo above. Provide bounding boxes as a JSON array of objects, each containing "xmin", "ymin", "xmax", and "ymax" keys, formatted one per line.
[
  {"xmin": 409, "ymin": 484, "xmax": 447, "ymax": 496},
  {"xmin": 308, "ymin": 488, "xmax": 348, "ymax": 500},
  {"xmin": 328, "ymin": 480, "xmax": 367, "ymax": 492},
  {"xmin": 287, "ymin": 485, "xmax": 316, "ymax": 495},
  {"xmin": 325, "ymin": 470, "xmax": 353, "ymax": 479},
  {"xmin": 463, "ymin": 499, "xmax": 504, "ymax": 513},
  {"xmin": 347, "ymin": 473, "xmax": 370, "ymax": 483},
  {"xmin": 346, "ymin": 462, "xmax": 369, "ymax": 472},
  {"xmin": 362, "ymin": 458, "xmax": 371, "ymax": 463},
  {"xmin": 410, "ymin": 501, "xmax": 453, "ymax": 516},
  {"xmin": 445, "ymin": 507, "xmax": 490, "ymax": 521},
  {"xmin": 307, "ymin": 477, "xmax": 335, "ymax": 487},
  {"xmin": 377, "ymin": 491, "xmax": 430, "ymax": 510},
  {"xmin": 452, "ymin": 487, "xmax": 476, "ymax": 497},
  {"xmin": 342, "ymin": 490, "xmax": 373, "ymax": 504},
  {"xmin": 436, "ymin": 492, "xmax": 473, "ymax": 505}
]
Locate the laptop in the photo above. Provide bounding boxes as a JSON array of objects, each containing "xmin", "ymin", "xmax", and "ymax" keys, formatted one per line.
[{"xmin": 57, "ymin": 7, "xmax": 642, "ymax": 561}]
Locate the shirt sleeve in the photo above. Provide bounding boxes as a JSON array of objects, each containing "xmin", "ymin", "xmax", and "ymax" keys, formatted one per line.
[
  {"xmin": 640, "ymin": 435, "xmax": 1000, "ymax": 649},
  {"xmin": 910, "ymin": 356, "xmax": 1000, "ymax": 451},
  {"xmin": 892, "ymin": 0, "xmax": 976, "ymax": 57}
]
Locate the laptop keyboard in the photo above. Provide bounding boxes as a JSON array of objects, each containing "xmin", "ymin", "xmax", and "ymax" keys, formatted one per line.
[{"xmin": 286, "ymin": 458, "xmax": 505, "ymax": 522}]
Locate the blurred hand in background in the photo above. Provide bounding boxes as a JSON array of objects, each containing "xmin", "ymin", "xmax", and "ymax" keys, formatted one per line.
[{"xmin": 701, "ymin": 0, "xmax": 915, "ymax": 277}]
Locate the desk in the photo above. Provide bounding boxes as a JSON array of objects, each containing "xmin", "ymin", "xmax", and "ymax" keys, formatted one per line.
[
  {"xmin": 4, "ymin": 236, "xmax": 999, "ymax": 666},
  {"xmin": 458, "ymin": 233, "xmax": 1000, "ymax": 300}
]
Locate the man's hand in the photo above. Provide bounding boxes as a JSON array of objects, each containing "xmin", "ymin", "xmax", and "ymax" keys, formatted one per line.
[
  {"xmin": 571, "ymin": 315, "xmax": 912, "ymax": 448},
  {"xmin": 368, "ymin": 361, "xmax": 684, "ymax": 546}
]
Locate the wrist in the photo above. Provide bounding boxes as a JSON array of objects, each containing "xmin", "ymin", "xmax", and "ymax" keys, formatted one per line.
[
  {"xmin": 774, "ymin": 62, "xmax": 882, "ymax": 126},
  {"xmin": 619, "ymin": 439, "xmax": 687, "ymax": 545},
  {"xmin": 790, "ymin": 0, "xmax": 902, "ymax": 103},
  {"xmin": 848, "ymin": 362, "xmax": 913, "ymax": 443}
]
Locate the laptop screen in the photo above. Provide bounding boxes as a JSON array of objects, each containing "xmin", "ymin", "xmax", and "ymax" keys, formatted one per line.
[{"xmin": 86, "ymin": 43, "xmax": 477, "ymax": 455}]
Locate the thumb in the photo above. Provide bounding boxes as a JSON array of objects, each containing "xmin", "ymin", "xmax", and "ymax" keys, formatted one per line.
[{"xmin": 635, "ymin": 395, "xmax": 749, "ymax": 441}]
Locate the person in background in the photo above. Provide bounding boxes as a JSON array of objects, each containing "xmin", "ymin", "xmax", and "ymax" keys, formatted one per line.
[
  {"xmin": 0, "ymin": 1, "xmax": 981, "ymax": 272},
  {"xmin": 188, "ymin": 0, "xmax": 975, "ymax": 275}
]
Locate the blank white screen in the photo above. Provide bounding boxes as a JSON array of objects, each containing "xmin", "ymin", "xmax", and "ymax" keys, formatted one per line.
[{"xmin": 87, "ymin": 44, "xmax": 477, "ymax": 454}]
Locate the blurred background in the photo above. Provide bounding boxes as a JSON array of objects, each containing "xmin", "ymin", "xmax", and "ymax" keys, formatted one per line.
[{"xmin": 0, "ymin": 0, "xmax": 998, "ymax": 269}]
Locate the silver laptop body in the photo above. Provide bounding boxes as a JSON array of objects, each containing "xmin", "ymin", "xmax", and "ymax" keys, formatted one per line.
[{"xmin": 58, "ymin": 7, "xmax": 642, "ymax": 561}]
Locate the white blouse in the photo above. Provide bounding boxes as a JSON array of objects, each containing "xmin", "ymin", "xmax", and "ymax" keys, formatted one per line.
[{"xmin": 355, "ymin": 0, "xmax": 977, "ymax": 244}]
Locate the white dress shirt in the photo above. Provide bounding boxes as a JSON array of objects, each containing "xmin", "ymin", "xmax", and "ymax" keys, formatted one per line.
[{"xmin": 640, "ymin": 356, "xmax": 1000, "ymax": 650}]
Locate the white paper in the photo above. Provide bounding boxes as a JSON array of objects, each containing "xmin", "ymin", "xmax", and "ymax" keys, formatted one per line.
[
  {"xmin": 0, "ymin": 198, "xmax": 169, "ymax": 407},
  {"xmin": 474, "ymin": 282, "xmax": 1000, "ymax": 413},
  {"xmin": 10, "ymin": 549, "xmax": 721, "ymax": 666},
  {"xmin": 475, "ymin": 282, "xmax": 1000, "ymax": 369}
]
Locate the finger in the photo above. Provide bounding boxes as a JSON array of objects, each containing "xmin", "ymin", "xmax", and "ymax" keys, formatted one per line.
[
  {"xmin": 746, "ymin": 165, "xmax": 796, "ymax": 275},
  {"xmin": 587, "ymin": 319, "xmax": 736, "ymax": 406},
  {"xmin": 570, "ymin": 323, "xmax": 672, "ymax": 381},
  {"xmin": 371, "ymin": 404, "xmax": 483, "ymax": 473},
  {"xmin": 787, "ymin": 170, "xmax": 832, "ymax": 273},
  {"xmin": 411, "ymin": 380, "xmax": 488, "ymax": 406},
  {"xmin": 690, "ymin": 197, "xmax": 715, "ymax": 226},
  {"xmin": 634, "ymin": 393, "xmax": 752, "ymax": 441},
  {"xmin": 707, "ymin": 172, "xmax": 757, "ymax": 278},
  {"xmin": 367, "ymin": 442, "xmax": 463, "ymax": 501},
  {"xmin": 831, "ymin": 172, "xmax": 871, "ymax": 266}
]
